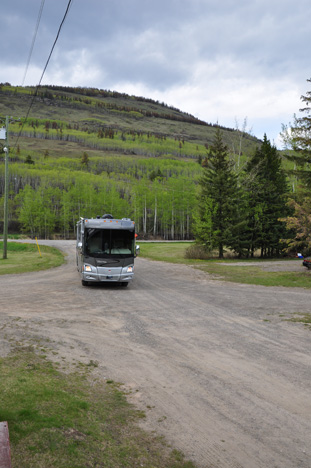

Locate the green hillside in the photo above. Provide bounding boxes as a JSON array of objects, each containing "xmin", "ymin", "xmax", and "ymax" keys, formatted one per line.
[{"xmin": 0, "ymin": 84, "xmax": 260, "ymax": 239}]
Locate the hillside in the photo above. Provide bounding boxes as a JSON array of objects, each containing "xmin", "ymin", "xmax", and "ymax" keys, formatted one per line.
[
  {"xmin": 0, "ymin": 84, "xmax": 260, "ymax": 152},
  {"xmin": 0, "ymin": 84, "xmax": 260, "ymax": 239}
]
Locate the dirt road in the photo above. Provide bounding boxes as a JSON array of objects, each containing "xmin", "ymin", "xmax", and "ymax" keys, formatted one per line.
[{"xmin": 1, "ymin": 241, "xmax": 310, "ymax": 468}]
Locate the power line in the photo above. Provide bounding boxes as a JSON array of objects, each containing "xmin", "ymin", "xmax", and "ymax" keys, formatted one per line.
[
  {"xmin": 14, "ymin": 0, "xmax": 74, "ymax": 151},
  {"xmin": 35, "ymin": 0, "xmax": 73, "ymax": 92},
  {"xmin": 21, "ymin": 0, "xmax": 46, "ymax": 87}
]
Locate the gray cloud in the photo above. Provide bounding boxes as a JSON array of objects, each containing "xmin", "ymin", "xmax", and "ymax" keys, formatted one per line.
[{"xmin": 1, "ymin": 0, "xmax": 311, "ymax": 145}]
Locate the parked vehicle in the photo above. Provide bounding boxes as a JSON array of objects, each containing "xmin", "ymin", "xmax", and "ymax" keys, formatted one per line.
[
  {"xmin": 302, "ymin": 257, "xmax": 311, "ymax": 269},
  {"xmin": 76, "ymin": 214, "xmax": 138, "ymax": 286}
]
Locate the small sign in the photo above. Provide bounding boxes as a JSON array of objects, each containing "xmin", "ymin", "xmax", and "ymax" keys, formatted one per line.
[{"xmin": 0, "ymin": 127, "xmax": 6, "ymax": 140}]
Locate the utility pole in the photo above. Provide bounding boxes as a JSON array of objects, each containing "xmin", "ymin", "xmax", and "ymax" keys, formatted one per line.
[{"xmin": 1, "ymin": 116, "xmax": 9, "ymax": 259}]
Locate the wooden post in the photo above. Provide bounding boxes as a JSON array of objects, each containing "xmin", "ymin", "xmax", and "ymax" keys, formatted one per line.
[{"xmin": 0, "ymin": 422, "xmax": 12, "ymax": 468}]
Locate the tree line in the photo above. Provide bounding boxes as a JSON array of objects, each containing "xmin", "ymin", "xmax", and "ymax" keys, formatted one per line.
[
  {"xmin": 0, "ymin": 124, "xmax": 307, "ymax": 254},
  {"xmin": 0, "ymin": 129, "xmax": 297, "ymax": 256},
  {"xmin": 0, "ymin": 156, "xmax": 199, "ymax": 240},
  {"xmin": 1, "ymin": 80, "xmax": 310, "ymax": 257}
]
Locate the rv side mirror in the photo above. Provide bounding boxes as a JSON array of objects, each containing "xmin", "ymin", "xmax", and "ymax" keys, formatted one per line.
[{"xmin": 135, "ymin": 245, "xmax": 140, "ymax": 256}]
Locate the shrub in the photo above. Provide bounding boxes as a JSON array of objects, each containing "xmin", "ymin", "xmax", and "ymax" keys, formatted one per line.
[{"xmin": 184, "ymin": 243, "xmax": 211, "ymax": 260}]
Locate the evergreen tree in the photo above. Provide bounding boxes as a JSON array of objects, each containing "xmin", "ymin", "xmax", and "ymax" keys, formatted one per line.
[
  {"xmin": 245, "ymin": 135, "xmax": 289, "ymax": 257},
  {"xmin": 285, "ymin": 78, "xmax": 311, "ymax": 188},
  {"xmin": 81, "ymin": 152, "xmax": 89, "ymax": 169},
  {"xmin": 279, "ymin": 78, "xmax": 311, "ymax": 252},
  {"xmin": 25, "ymin": 155, "xmax": 35, "ymax": 165},
  {"xmin": 280, "ymin": 191, "xmax": 311, "ymax": 255},
  {"xmin": 194, "ymin": 129, "xmax": 240, "ymax": 258}
]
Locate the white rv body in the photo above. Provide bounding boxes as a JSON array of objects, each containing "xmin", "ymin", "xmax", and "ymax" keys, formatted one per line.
[{"xmin": 76, "ymin": 215, "xmax": 136, "ymax": 287}]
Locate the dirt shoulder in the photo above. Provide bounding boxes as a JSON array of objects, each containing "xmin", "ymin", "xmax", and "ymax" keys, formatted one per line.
[{"xmin": 1, "ymin": 241, "xmax": 311, "ymax": 468}]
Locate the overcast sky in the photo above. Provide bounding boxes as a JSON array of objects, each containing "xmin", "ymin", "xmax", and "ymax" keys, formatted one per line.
[{"xmin": 1, "ymin": 0, "xmax": 311, "ymax": 147}]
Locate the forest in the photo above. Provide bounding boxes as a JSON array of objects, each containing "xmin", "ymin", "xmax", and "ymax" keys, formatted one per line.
[{"xmin": 1, "ymin": 82, "xmax": 310, "ymax": 257}]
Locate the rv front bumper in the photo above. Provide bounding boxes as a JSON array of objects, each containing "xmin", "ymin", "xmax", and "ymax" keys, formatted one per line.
[{"xmin": 82, "ymin": 264, "xmax": 134, "ymax": 283}]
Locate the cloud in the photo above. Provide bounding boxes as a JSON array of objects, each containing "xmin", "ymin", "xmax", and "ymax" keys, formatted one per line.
[{"xmin": 1, "ymin": 0, "xmax": 311, "ymax": 146}]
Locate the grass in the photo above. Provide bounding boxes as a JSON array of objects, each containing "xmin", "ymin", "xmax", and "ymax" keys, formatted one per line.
[
  {"xmin": 139, "ymin": 242, "xmax": 196, "ymax": 264},
  {"xmin": 286, "ymin": 313, "xmax": 311, "ymax": 328},
  {"xmin": 198, "ymin": 263, "xmax": 311, "ymax": 288},
  {"xmin": 0, "ymin": 347, "xmax": 196, "ymax": 468},
  {"xmin": 139, "ymin": 242, "xmax": 311, "ymax": 288},
  {"xmin": 0, "ymin": 242, "xmax": 65, "ymax": 275}
]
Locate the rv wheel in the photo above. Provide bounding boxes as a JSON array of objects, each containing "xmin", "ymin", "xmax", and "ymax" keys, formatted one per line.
[
  {"xmin": 82, "ymin": 280, "xmax": 89, "ymax": 286},
  {"xmin": 121, "ymin": 282, "xmax": 128, "ymax": 287}
]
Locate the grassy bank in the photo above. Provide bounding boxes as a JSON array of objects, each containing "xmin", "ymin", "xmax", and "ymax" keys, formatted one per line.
[
  {"xmin": 0, "ymin": 347, "xmax": 195, "ymax": 468},
  {"xmin": 139, "ymin": 242, "xmax": 196, "ymax": 264},
  {"xmin": 0, "ymin": 242, "xmax": 65, "ymax": 275},
  {"xmin": 139, "ymin": 242, "xmax": 311, "ymax": 289}
]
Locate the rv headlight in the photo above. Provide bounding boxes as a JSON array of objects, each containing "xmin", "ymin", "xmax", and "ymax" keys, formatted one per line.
[
  {"xmin": 84, "ymin": 264, "xmax": 92, "ymax": 272},
  {"xmin": 126, "ymin": 266, "xmax": 133, "ymax": 273}
]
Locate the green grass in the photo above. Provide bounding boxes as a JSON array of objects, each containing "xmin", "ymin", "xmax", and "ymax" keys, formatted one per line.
[
  {"xmin": 198, "ymin": 263, "xmax": 311, "ymax": 288},
  {"xmin": 0, "ymin": 242, "xmax": 65, "ymax": 275},
  {"xmin": 0, "ymin": 348, "xmax": 196, "ymax": 468},
  {"xmin": 139, "ymin": 242, "xmax": 196, "ymax": 264},
  {"xmin": 286, "ymin": 313, "xmax": 311, "ymax": 328},
  {"xmin": 139, "ymin": 242, "xmax": 311, "ymax": 288}
]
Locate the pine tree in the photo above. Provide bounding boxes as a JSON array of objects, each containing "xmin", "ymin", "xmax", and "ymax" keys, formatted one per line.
[
  {"xmin": 194, "ymin": 129, "xmax": 240, "ymax": 258},
  {"xmin": 245, "ymin": 135, "xmax": 289, "ymax": 257}
]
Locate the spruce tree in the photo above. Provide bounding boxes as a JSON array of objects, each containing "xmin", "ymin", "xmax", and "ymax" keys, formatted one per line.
[
  {"xmin": 245, "ymin": 135, "xmax": 289, "ymax": 257},
  {"xmin": 194, "ymin": 129, "xmax": 240, "ymax": 258}
]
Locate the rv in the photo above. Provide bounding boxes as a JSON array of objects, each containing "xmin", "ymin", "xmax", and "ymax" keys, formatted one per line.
[{"xmin": 76, "ymin": 214, "xmax": 137, "ymax": 286}]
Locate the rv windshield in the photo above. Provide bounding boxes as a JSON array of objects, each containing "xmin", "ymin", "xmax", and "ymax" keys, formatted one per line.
[{"xmin": 85, "ymin": 228, "xmax": 134, "ymax": 257}]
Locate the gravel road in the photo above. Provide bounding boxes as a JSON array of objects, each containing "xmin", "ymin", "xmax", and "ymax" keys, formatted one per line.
[{"xmin": 1, "ymin": 240, "xmax": 310, "ymax": 468}]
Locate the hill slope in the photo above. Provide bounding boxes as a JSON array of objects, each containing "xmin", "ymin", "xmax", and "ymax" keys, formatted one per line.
[
  {"xmin": 0, "ymin": 84, "xmax": 259, "ymax": 153},
  {"xmin": 0, "ymin": 84, "xmax": 260, "ymax": 239}
]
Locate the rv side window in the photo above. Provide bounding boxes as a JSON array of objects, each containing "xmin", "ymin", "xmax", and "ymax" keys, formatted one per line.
[{"xmin": 77, "ymin": 224, "xmax": 81, "ymax": 242}]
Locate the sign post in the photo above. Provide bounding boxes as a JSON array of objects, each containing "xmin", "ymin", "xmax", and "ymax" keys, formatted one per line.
[{"xmin": 1, "ymin": 117, "xmax": 9, "ymax": 259}]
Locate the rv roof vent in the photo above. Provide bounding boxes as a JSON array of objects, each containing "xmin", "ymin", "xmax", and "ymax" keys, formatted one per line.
[{"xmin": 102, "ymin": 214, "xmax": 114, "ymax": 219}]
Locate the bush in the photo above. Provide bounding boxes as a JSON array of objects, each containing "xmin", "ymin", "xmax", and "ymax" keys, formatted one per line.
[{"xmin": 184, "ymin": 243, "xmax": 211, "ymax": 260}]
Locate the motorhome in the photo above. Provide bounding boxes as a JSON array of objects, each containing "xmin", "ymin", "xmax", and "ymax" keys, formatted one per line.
[{"xmin": 76, "ymin": 214, "xmax": 137, "ymax": 286}]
